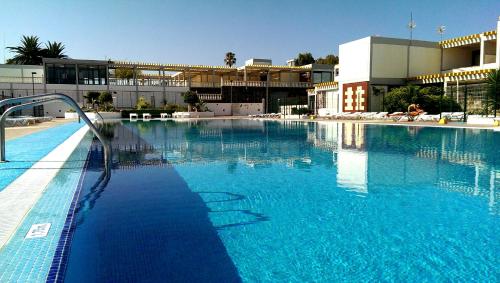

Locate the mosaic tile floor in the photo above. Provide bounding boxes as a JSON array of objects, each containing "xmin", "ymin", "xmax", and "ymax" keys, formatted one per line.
[{"xmin": 0, "ymin": 132, "xmax": 93, "ymax": 282}]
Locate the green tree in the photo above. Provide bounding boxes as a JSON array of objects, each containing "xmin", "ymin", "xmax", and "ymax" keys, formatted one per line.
[
  {"xmin": 98, "ymin": 91, "xmax": 113, "ymax": 111},
  {"xmin": 182, "ymin": 90, "xmax": 199, "ymax": 111},
  {"xmin": 224, "ymin": 52, "xmax": 236, "ymax": 67},
  {"xmin": 115, "ymin": 68, "xmax": 141, "ymax": 84},
  {"xmin": 315, "ymin": 54, "xmax": 339, "ymax": 65},
  {"xmin": 384, "ymin": 85, "xmax": 420, "ymax": 112},
  {"xmin": 84, "ymin": 91, "xmax": 100, "ymax": 109},
  {"xmin": 486, "ymin": 69, "xmax": 500, "ymax": 116},
  {"xmin": 43, "ymin": 41, "xmax": 68, "ymax": 59},
  {"xmin": 294, "ymin": 52, "xmax": 315, "ymax": 66},
  {"xmin": 7, "ymin": 35, "xmax": 44, "ymax": 65}
]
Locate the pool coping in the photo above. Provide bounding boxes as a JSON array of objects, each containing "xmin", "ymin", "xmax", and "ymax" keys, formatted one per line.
[
  {"xmin": 46, "ymin": 143, "xmax": 92, "ymax": 283},
  {"xmin": 104, "ymin": 117, "xmax": 499, "ymax": 131},
  {"xmin": 0, "ymin": 125, "xmax": 90, "ymax": 250}
]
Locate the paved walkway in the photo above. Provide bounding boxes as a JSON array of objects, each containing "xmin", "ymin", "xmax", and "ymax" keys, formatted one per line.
[{"xmin": 5, "ymin": 119, "xmax": 76, "ymax": 141}]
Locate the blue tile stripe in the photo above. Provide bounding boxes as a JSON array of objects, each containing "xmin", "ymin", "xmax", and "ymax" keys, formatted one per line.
[{"xmin": 46, "ymin": 146, "xmax": 92, "ymax": 283}]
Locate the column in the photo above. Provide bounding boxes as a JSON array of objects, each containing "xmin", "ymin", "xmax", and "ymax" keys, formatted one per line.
[
  {"xmin": 497, "ymin": 16, "xmax": 500, "ymax": 69},
  {"xmin": 480, "ymin": 35, "xmax": 485, "ymax": 67},
  {"xmin": 75, "ymin": 64, "xmax": 80, "ymax": 103}
]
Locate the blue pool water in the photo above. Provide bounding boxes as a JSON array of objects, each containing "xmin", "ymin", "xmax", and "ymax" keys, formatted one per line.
[
  {"xmin": 63, "ymin": 120, "xmax": 499, "ymax": 282},
  {"xmin": 0, "ymin": 122, "xmax": 83, "ymax": 191}
]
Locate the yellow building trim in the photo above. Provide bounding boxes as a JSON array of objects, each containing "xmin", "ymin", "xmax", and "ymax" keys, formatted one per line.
[
  {"xmin": 244, "ymin": 64, "xmax": 311, "ymax": 70},
  {"xmin": 439, "ymin": 30, "xmax": 496, "ymax": 46},
  {"xmin": 111, "ymin": 60, "xmax": 236, "ymax": 71},
  {"xmin": 483, "ymin": 30, "xmax": 497, "ymax": 37},
  {"xmin": 412, "ymin": 68, "xmax": 495, "ymax": 81},
  {"xmin": 314, "ymin": 81, "xmax": 338, "ymax": 88}
]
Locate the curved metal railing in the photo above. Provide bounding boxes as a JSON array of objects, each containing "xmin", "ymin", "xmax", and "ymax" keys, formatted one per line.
[
  {"xmin": 0, "ymin": 94, "xmax": 111, "ymax": 181},
  {"xmin": 0, "ymin": 92, "xmax": 105, "ymax": 123}
]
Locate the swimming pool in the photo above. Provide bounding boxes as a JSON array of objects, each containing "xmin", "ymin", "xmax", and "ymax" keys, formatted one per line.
[{"xmin": 60, "ymin": 120, "xmax": 498, "ymax": 282}]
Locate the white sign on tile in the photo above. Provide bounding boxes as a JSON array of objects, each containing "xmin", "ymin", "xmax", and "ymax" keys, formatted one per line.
[{"xmin": 25, "ymin": 223, "xmax": 51, "ymax": 239}]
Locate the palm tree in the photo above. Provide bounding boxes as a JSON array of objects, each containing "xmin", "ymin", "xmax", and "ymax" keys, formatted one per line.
[
  {"xmin": 7, "ymin": 35, "xmax": 43, "ymax": 65},
  {"xmin": 224, "ymin": 52, "xmax": 236, "ymax": 108},
  {"xmin": 224, "ymin": 52, "xmax": 236, "ymax": 67},
  {"xmin": 43, "ymin": 41, "xmax": 68, "ymax": 59},
  {"xmin": 486, "ymin": 69, "xmax": 500, "ymax": 116}
]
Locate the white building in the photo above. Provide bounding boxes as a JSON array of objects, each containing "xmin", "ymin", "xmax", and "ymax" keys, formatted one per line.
[{"xmin": 310, "ymin": 16, "xmax": 500, "ymax": 115}]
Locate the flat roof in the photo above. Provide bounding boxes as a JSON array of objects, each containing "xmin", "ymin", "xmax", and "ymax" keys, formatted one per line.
[{"xmin": 42, "ymin": 58, "xmax": 109, "ymax": 65}]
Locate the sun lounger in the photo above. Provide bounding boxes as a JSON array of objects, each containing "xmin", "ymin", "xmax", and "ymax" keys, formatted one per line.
[
  {"xmin": 440, "ymin": 112, "xmax": 453, "ymax": 119},
  {"xmin": 342, "ymin": 112, "xmax": 362, "ymax": 120},
  {"xmin": 333, "ymin": 112, "xmax": 349, "ymax": 119},
  {"xmin": 372, "ymin": 112, "xmax": 389, "ymax": 120},
  {"xmin": 360, "ymin": 112, "xmax": 377, "ymax": 119},
  {"xmin": 416, "ymin": 113, "xmax": 440, "ymax": 122},
  {"xmin": 450, "ymin": 112, "xmax": 465, "ymax": 121},
  {"xmin": 143, "ymin": 113, "xmax": 152, "ymax": 120},
  {"xmin": 160, "ymin": 113, "xmax": 170, "ymax": 119},
  {"xmin": 130, "ymin": 113, "xmax": 138, "ymax": 121}
]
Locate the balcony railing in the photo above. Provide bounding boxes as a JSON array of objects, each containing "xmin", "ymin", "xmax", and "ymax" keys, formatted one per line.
[
  {"xmin": 0, "ymin": 76, "xmax": 313, "ymax": 89},
  {"xmin": 108, "ymin": 78, "xmax": 188, "ymax": 87},
  {"xmin": 221, "ymin": 81, "xmax": 312, "ymax": 88},
  {"xmin": 198, "ymin": 93, "xmax": 222, "ymax": 101}
]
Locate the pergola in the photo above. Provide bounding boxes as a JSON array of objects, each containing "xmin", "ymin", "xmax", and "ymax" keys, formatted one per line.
[{"xmin": 109, "ymin": 60, "xmax": 312, "ymax": 83}]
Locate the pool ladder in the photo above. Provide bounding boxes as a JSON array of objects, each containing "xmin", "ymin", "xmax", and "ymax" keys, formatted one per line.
[{"xmin": 0, "ymin": 93, "xmax": 111, "ymax": 181}]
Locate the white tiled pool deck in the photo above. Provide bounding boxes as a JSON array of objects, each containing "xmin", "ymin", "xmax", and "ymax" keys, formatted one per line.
[
  {"xmin": 0, "ymin": 126, "xmax": 90, "ymax": 248},
  {"xmin": 0, "ymin": 123, "xmax": 95, "ymax": 282}
]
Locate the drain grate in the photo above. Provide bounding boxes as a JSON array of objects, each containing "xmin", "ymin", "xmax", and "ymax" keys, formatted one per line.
[{"xmin": 25, "ymin": 223, "xmax": 51, "ymax": 239}]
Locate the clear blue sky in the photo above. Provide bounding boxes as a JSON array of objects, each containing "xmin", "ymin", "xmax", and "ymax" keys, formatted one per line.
[{"xmin": 1, "ymin": 0, "xmax": 499, "ymax": 66}]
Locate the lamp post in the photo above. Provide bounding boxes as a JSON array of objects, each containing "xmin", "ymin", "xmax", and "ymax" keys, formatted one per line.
[{"xmin": 31, "ymin": 72, "xmax": 36, "ymax": 95}]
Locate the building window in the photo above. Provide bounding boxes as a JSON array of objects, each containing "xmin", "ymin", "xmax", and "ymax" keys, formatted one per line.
[
  {"xmin": 78, "ymin": 65, "xmax": 107, "ymax": 85},
  {"xmin": 45, "ymin": 64, "xmax": 76, "ymax": 84},
  {"xmin": 313, "ymin": 71, "xmax": 333, "ymax": 83}
]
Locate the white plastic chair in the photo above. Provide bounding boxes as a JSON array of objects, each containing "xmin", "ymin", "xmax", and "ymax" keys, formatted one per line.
[{"xmin": 130, "ymin": 113, "xmax": 138, "ymax": 121}]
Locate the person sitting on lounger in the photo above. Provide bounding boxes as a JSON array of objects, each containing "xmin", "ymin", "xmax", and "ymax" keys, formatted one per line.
[{"xmin": 408, "ymin": 104, "xmax": 424, "ymax": 117}]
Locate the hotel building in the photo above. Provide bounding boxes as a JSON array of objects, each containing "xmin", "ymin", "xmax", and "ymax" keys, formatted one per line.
[
  {"xmin": 0, "ymin": 57, "xmax": 333, "ymax": 117},
  {"xmin": 309, "ymin": 16, "xmax": 500, "ymax": 115}
]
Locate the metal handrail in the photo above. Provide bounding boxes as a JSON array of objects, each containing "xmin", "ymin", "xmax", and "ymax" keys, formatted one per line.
[
  {"xmin": 0, "ymin": 94, "xmax": 111, "ymax": 180},
  {"xmin": 0, "ymin": 93, "xmax": 102, "ymax": 122},
  {"xmin": 0, "ymin": 92, "xmax": 62, "ymax": 109}
]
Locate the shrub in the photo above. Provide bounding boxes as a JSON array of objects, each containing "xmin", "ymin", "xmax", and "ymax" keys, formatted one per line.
[
  {"xmin": 384, "ymin": 85, "xmax": 461, "ymax": 114},
  {"xmin": 182, "ymin": 91, "xmax": 199, "ymax": 111},
  {"xmin": 84, "ymin": 91, "xmax": 100, "ymax": 109},
  {"xmin": 98, "ymin": 91, "xmax": 113, "ymax": 111},
  {"xmin": 163, "ymin": 103, "xmax": 187, "ymax": 114},
  {"xmin": 383, "ymin": 85, "xmax": 419, "ymax": 112},
  {"xmin": 136, "ymin": 96, "xmax": 150, "ymax": 110}
]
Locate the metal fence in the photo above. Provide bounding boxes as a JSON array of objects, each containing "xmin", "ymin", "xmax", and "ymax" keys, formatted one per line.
[{"xmin": 445, "ymin": 83, "xmax": 495, "ymax": 116}]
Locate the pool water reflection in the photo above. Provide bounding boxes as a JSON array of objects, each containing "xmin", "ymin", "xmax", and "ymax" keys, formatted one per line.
[{"xmin": 63, "ymin": 120, "xmax": 499, "ymax": 282}]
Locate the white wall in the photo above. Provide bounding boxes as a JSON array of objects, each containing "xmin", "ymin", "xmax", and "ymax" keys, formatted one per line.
[
  {"xmin": 338, "ymin": 37, "xmax": 371, "ymax": 84},
  {"xmin": 371, "ymin": 43, "xmax": 407, "ymax": 78},
  {"xmin": 483, "ymin": 40, "xmax": 497, "ymax": 64},
  {"xmin": 0, "ymin": 65, "xmax": 43, "ymax": 83},
  {"xmin": 442, "ymin": 47, "xmax": 473, "ymax": 70},
  {"xmin": 0, "ymin": 82, "xmax": 188, "ymax": 117},
  {"xmin": 408, "ymin": 46, "xmax": 442, "ymax": 77},
  {"xmin": 325, "ymin": 90, "xmax": 339, "ymax": 112},
  {"xmin": 371, "ymin": 44, "xmax": 441, "ymax": 78}
]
